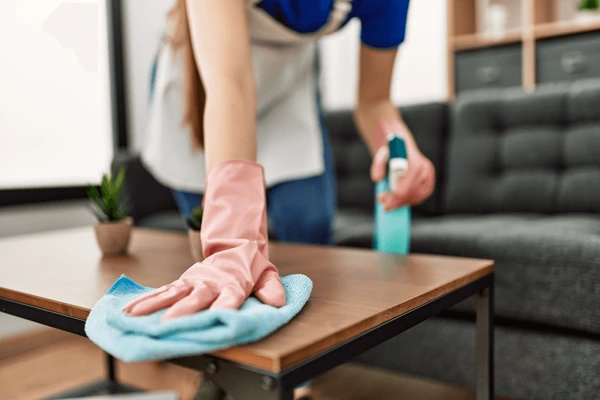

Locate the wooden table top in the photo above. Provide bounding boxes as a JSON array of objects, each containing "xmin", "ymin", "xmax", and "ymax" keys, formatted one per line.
[{"xmin": 0, "ymin": 228, "xmax": 493, "ymax": 372}]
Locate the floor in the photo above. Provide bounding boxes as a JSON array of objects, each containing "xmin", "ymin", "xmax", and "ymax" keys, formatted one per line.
[{"xmin": 0, "ymin": 331, "xmax": 510, "ymax": 400}]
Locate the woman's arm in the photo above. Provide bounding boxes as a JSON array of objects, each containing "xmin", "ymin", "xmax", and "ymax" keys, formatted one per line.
[
  {"xmin": 354, "ymin": 45, "xmax": 435, "ymax": 210},
  {"xmin": 185, "ymin": 0, "xmax": 256, "ymax": 170},
  {"xmin": 354, "ymin": 46, "xmax": 416, "ymax": 155},
  {"xmin": 123, "ymin": 1, "xmax": 286, "ymax": 320}
]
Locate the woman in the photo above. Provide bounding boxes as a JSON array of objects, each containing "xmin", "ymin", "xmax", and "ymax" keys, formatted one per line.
[{"xmin": 127, "ymin": 0, "xmax": 434, "ymax": 398}]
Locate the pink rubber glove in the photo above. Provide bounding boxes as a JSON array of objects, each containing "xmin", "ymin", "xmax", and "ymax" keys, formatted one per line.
[
  {"xmin": 122, "ymin": 160, "xmax": 286, "ymax": 321},
  {"xmin": 370, "ymin": 121, "xmax": 436, "ymax": 211}
]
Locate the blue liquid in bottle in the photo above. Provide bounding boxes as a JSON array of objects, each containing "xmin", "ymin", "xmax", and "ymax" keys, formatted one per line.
[
  {"xmin": 373, "ymin": 134, "xmax": 411, "ymax": 255},
  {"xmin": 374, "ymin": 180, "xmax": 411, "ymax": 254}
]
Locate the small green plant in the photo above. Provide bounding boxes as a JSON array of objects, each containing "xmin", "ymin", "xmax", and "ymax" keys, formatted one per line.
[
  {"xmin": 87, "ymin": 168, "xmax": 129, "ymax": 222},
  {"xmin": 186, "ymin": 206, "xmax": 203, "ymax": 230},
  {"xmin": 579, "ymin": 0, "xmax": 599, "ymax": 10}
]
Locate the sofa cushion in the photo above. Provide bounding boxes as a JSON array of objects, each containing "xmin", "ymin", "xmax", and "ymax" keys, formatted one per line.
[
  {"xmin": 326, "ymin": 102, "xmax": 448, "ymax": 216},
  {"xmin": 333, "ymin": 211, "xmax": 600, "ymax": 334},
  {"xmin": 445, "ymin": 80, "xmax": 600, "ymax": 214},
  {"xmin": 413, "ymin": 214, "xmax": 600, "ymax": 334}
]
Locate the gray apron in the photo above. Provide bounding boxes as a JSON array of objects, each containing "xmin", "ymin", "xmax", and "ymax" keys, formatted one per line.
[{"xmin": 141, "ymin": 0, "xmax": 352, "ymax": 192}]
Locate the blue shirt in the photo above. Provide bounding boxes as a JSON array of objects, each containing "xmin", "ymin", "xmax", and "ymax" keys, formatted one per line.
[{"xmin": 257, "ymin": 0, "xmax": 410, "ymax": 49}]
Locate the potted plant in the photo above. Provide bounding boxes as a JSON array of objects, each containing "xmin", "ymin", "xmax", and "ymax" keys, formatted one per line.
[
  {"xmin": 579, "ymin": 0, "xmax": 599, "ymax": 9},
  {"xmin": 87, "ymin": 168, "xmax": 132, "ymax": 256},
  {"xmin": 186, "ymin": 206, "xmax": 204, "ymax": 262},
  {"xmin": 576, "ymin": 0, "xmax": 600, "ymax": 24}
]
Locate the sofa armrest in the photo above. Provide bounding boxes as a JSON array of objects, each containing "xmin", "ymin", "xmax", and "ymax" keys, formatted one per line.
[{"xmin": 111, "ymin": 151, "xmax": 178, "ymax": 222}]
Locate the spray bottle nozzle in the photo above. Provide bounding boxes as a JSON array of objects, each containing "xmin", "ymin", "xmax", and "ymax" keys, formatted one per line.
[{"xmin": 387, "ymin": 134, "xmax": 408, "ymax": 193}]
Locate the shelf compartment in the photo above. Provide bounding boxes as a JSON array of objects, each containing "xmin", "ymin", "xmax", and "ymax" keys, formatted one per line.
[
  {"xmin": 452, "ymin": 29, "xmax": 523, "ymax": 50},
  {"xmin": 535, "ymin": 20, "xmax": 600, "ymax": 39},
  {"xmin": 536, "ymin": 30, "xmax": 600, "ymax": 84},
  {"xmin": 455, "ymin": 43, "xmax": 523, "ymax": 93}
]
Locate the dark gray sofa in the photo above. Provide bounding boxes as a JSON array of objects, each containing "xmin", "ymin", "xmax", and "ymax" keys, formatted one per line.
[{"xmin": 113, "ymin": 80, "xmax": 600, "ymax": 400}]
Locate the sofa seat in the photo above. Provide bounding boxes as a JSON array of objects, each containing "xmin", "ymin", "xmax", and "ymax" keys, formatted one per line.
[{"xmin": 333, "ymin": 210, "xmax": 600, "ymax": 335}]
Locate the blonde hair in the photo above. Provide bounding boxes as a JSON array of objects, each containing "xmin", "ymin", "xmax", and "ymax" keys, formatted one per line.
[{"xmin": 166, "ymin": 0, "xmax": 205, "ymax": 150}]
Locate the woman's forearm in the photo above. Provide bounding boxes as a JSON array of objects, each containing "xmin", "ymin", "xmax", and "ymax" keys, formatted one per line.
[
  {"xmin": 185, "ymin": 0, "xmax": 257, "ymax": 172},
  {"xmin": 355, "ymin": 45, "xmax": 418, "ymax": 157},
  {"xmin": 354, "ymin": 99, "xmax": 417, "ymax": 156},
  {"xmin": 203, "ymin": 76, "xmax": 257, "ymax": 170}
]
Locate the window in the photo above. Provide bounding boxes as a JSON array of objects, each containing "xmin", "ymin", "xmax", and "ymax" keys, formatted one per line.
[{"xmin": 0, "ymin": 0, "xmax": 113, "ymax": 189}]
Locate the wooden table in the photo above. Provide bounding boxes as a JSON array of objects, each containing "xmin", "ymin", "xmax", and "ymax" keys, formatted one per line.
[{"xmin": 0, "ymin": 228, "xmax": 495, "ymax": 400}]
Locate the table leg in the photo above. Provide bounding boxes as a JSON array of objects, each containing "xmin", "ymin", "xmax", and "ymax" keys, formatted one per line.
[
  {"xmin": 0, "ymin": 297, "xmax": 142, "ymax": 398},
  {"xmin": 45, "ymin": 353, "xmax": 140, "ymax": 399},
  {"xmin": 200, "ymin": 360, "xmax": 293, "ymax": 400},
  {"xmin": 474, "ymin": 280, "xmax": 494, "ymax": 400},
  {"xmin": 106, "ymin": 352, "xmax": 117, "ymax": 382}
]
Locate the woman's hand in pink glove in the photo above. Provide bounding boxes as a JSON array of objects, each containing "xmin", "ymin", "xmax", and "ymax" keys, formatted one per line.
[
  {"xmin": 370, "ymin": 121, "xmax": 436, "ymax": 211},
  {"xmin": 121, "ymin": 257, "xmax": 284, "ymax": 322},
  {"xmin": 122, "ymin": 160, "xmax": 286, "ymax": 322}
]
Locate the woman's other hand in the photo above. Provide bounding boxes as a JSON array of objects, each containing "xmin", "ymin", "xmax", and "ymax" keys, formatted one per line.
[{"xmin": 370, "ymin": 121, "xmax": 435, "ymax": 211}]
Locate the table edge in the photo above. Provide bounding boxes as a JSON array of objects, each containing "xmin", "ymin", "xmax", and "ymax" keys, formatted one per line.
[
  {"xmin": 0, "ymin": 288, "xmax": 90, "ymax": 320},
  {"xmin": 210, "ymin": 263, "xmax": 494, "ymax": 372},
  {"xmin": 0, "ymin": 251, "xmax": 494, "ymax": 373}
]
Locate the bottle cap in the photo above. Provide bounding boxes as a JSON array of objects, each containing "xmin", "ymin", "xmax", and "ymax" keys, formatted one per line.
[{"xmin": 388, "ymin": 134, "xmax": 407, "ymax": 160}]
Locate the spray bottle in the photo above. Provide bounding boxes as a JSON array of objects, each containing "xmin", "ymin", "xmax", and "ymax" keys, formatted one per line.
[{"xmin": 374, "ymin": 133, "xmax": 411, "ymax": 254}]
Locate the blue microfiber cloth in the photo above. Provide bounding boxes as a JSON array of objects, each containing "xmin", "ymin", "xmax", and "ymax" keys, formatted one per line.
[{"xmin": 85, "ymin": 274, "xmax": 312, "ymax": 362}]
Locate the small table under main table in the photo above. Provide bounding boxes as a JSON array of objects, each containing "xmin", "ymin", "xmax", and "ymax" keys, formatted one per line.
[{"xmin": 0, "ymin": 228, "xmax": 495, "ymax": 400}]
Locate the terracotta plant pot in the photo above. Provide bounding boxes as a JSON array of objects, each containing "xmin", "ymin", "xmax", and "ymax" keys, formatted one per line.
[
  {"xmin": 94, "ymin": 217, "xmax": 133, "ymax": 256},
  {"xmin": 188, "ymin": 229, "xmax": 203, "ymax": 262}
]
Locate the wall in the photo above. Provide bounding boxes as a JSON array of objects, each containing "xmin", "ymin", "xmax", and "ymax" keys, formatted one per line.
[
  {"xmin": 0, "ymin": 0, "xmax": 113, "ymax": 188},
  {"xmin": 320, "ymin": 0, "xmax": 448, "ymax": 110},
  {"xmin": 122, "ymin": 0, "xmax": 174, "ymax": 151},
  {"xmin": 124, "ymin": 0, "xmax": 449, "ymax": 148}
]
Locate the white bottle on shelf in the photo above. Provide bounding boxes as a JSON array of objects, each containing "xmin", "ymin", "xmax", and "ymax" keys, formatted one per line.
[{"xmin": 487, "ymin": 3, "xmax": 508, "ymax": 38}]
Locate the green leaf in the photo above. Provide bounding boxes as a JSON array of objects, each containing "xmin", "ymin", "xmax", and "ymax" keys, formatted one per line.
[
  {"xmin": 87, "ymin": 185, "xmax": 101, "ymax": 203},
  {"xmin": 192, "ymin": 206, "xmax": 203, "ymax": 224},
  {"xmin": 579, "ymin": 0, "xmax": 599, "ymax": 10},
  {"xmin": 88, "ymin": 201, "xmax": 108, "ymax": 221},
  {"xmin": 102, "ymin": 196, "xmax": 111, "ymax": 219},
  {"xmin": 114, "ymin": 167, "xmax": 126, "ymax": 197},
  {"xmin": 87, "ymin": 168, "xmax": 128, "ymax": 222},
  {"xmin": 101, "ymin": 174, "xmax": 110, "ymax": 198}
]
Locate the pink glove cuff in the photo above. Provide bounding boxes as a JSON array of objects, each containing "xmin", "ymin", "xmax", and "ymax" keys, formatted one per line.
[{"xmin": 201, "ymin": 159, "xmax": 282, "ymax": 297}]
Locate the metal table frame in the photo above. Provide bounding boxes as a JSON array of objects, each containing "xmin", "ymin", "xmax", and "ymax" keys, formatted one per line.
[
  {"xmin": 0, "ymin": 273, "xmax": 494, "ymax": 400},
  {"xmin": 0, "ymin": 299, "xmax": 140, "ymax": 399}
]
